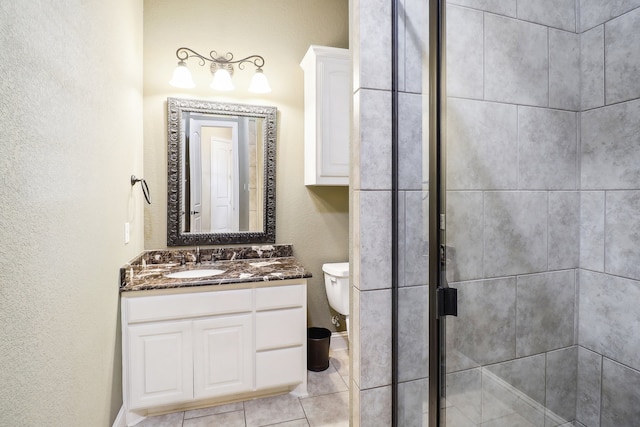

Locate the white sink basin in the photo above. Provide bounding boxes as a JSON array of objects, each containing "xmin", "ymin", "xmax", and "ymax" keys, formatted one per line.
[{"xmin": 165, "ymin": 269, "xmax": 226, "ymax": 279}]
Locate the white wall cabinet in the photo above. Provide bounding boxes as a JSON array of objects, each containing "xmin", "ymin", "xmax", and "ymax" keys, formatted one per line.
[
  {"xmin": 121, "ymin": 281, "xmax": 307, "ymax": 426},
  {"xmin": 300, "ymin": 45, "xmax": 350, "ymax": 186}
]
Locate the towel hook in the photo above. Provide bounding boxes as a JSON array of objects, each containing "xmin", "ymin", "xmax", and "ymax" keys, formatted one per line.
[{"xmin": 131, "ymin": 175, "xmax": 151, "ymax": 204}]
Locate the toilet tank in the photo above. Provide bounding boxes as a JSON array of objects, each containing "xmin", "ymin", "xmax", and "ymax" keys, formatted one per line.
[{"xmin": 322, "ymin": 262, "xmax": 349, "ymax": 316}]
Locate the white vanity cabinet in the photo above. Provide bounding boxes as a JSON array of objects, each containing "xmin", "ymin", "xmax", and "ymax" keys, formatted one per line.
[
  {"xmin": 121, "ymin": 280, "xmax": 307, "ymax": 425},
  {"xmin": 300, "ymin": 45, "xmax": 350, "ymax": 186}
]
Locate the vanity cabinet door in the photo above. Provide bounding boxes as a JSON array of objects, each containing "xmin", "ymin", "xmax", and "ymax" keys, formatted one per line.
[
  {"xmin": 128, "ymin": 321, "xmax": 193, "ymax": 409},
  {"xmin": 193, "ymin": 314, "xmax": 254, "ymax": 399}
]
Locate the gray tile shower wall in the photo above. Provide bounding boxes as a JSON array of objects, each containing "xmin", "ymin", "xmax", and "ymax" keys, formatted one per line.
[
  {"xmin": 580, "ymin": 25, "xmax": 605, "ymax": 110},
  {"xmin": 397, "ymin": 285, "xmax": 429, "ymax": 382},
  {"xmin": 445, "ymin": 277, "xmax": 517, "ymax": 371},
  {"xmin": 484, "ymin": 14, "xmax": 550, "ymax": 106},
  {"xmin": 578, "ymin": 270, "xmax": 640, "ymax": 372},
  {"xmin": 549, "ymin": 29, "xmax": 580, "ymax": 111},
  {"xmin": 546, "ymin": 347, "xmax": 579, "ymax": 423},
  {"xmin": 398, "ymin": 93, "xmax": 424, "ymax": 190},
  {"xmin": 352, "ymin": 0, "xmax": 640, "ymax": 425},
  {"xmin": 579, "ymin": 191, "xmax": 605, "ymax": 271},
  {"xmin": 515, "ymin": 271, "xmax": 576, "ymax": 358},
  {"xmin": 446, "ymin": 191, "xmax": 483, "ymax": 282},
  {"xmin": 353, "ymin": 0, "xmax": 431, "ymax": 423},
  {"xmin": 581, "ymin": 99, "xmax": 640, "ymax": 190},
  {"xmin": 579, "ymin": 0, "xmax": 640, "ymax": 31},
  {"xmin": 516, "ymin": 0, "xmax": 577, "ymax": 32},
  {"xmin": 576, "ymin": 3, "xmax": 640, "ymax": 426},
  {"xmin": 447, "ymin": 98, "xmax": 518, "ymax": 190},
  {"xmin": 600, "ymin": 359, "xmax": 640, "ymax": 425},
  {"xmin": 446, "ymin": 5, "xmax": 484, "ymax": 99},
  {"xmin": 442, "ymin": 2, "xmax": 640, "ymax": 426},
  {"xmin": 483, "ymin": 191, "xmax": 549, "ymax": 276},
  {"xmin": 353, "ymin": 190, "xmax": 392, "ymax": 292},
  {"xmin": 604, "ymin": 7, "xmax": 640, "ymax": 104},
  {"xmin": 446, "ymin": 1, "xmax": 580, "ymax": 425},
  {"xmin": 605, "ymin": 191, "xmax": 640, "ymax": 279},
  {"xmin": 517, "ymin": 107, "xmax": 578, "ymax": 189},
  {"xmin": 548, "ymin": 191, "xmax": 581, "ymax": 270},
  {"xmin": 447, "ymin": 0, "xmax": 516, "ymax": 18},
  {"xmin": 576, "ymin": 347, "xmax": 602, "ymax": 427}
]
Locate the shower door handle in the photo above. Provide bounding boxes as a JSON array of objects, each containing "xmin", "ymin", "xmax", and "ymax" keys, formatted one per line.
[
  {"xmin": 437, "ymin": 286, "xmax": 458, "ymax": 317},
  {"xmin": 437, "ymin": 244, "xmax": 458, "ymax": 317}
]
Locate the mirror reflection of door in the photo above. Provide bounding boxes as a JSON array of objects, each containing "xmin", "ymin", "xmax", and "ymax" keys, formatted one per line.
[
  {"xmin": 210, "ymin": 133, "xmax": 239, "ymax": 232},
  {"xmin": 188, "ymin": 117, "xmax": 242, "ymax": 233},
  {"xmin": 182, "ymin": 111, "xmax": 262, "ymax": 234},
  {"xmin": 189, "ymin": 128, "xmax": 203, "ymax": 232}
]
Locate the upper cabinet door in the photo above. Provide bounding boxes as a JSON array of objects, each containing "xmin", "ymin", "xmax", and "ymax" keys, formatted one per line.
[{"xmin": 301, "ymin": 45, "xmax": 351, "ymax": 186}]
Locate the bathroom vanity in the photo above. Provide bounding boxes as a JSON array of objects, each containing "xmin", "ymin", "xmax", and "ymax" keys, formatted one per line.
[{"xmin": 119, "ymin": 245, "xmax": 310, "ymax": 426}]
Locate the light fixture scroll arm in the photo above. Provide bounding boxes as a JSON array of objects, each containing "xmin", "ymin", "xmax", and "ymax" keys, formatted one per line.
[
  {"xmin": 175, "ymin": 47, "xmax": 208, "ymax": 66},
  {"xmin": 235, "ymin": 54, "xmax": 266, "ymax": 71}
]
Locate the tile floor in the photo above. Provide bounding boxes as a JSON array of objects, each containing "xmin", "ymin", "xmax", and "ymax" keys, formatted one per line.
[{"xmin": 138, "ymin": 348, "xmax": 350, "ymax": 427}]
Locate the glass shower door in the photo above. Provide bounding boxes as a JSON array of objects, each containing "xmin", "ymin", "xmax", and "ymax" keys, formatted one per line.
[{"xmin": 441, "ymin": 1, "xmax": 580, "ymax": 426}]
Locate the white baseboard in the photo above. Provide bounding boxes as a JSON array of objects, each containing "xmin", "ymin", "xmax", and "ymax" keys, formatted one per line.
[
  {"xmin": 331, "ymin": 331, "xmax": 349, "ymax": 350},
  {"xmin": 112, "ymin": 406, "xmax": 127, "ymax": 427}
]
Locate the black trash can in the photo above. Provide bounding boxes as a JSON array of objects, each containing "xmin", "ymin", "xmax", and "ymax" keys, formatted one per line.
[{"xmin": 307, "ymin": 327, "xmax": 331, "ymax": 372}]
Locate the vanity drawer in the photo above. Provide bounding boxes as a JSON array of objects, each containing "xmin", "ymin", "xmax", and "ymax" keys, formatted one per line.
[
  {"xmin": 256, "ymin": 284, "xmax": 305, "ymax": 311},
  {"xmin": 256, "ymin": 346, "xmax": 305, "ymax": 390},
  {"xmin": 255, "ymin": 308, "xmax": 305, "ymax": 351},
  {"xmin": 125, "ymin": 289, "xmax": 252, "ymax": 323}
]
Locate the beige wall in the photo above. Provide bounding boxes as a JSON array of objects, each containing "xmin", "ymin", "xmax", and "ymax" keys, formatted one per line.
[
  {"xmin": 0, "ymin": 1, "xmax": 143, "ymax": 425},
  {"xmin": 143, "ymin": 0, "xmax": 350, "ymax": 330}
]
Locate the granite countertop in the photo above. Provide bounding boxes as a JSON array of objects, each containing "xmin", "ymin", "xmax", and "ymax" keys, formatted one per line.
[{"xmin": 120, "ymin": 245, "xmax": 312, "ymax": 292}]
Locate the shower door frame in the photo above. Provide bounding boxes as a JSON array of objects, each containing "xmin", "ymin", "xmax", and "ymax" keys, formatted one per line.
[
  {"xmin": 427, "ymin": 0, "xmax": 446, "ymax": 425},
  {"xmin": 391, "ymin": 0, "xmax": 447, "ymax": 425}
]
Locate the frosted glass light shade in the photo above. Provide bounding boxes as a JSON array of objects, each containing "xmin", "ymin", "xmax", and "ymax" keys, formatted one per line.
[
  {"xmin": 249, "ymin": 69, "xmax": 272, "ymax": 93},
  {"xmin": 210, "ymin": 69, "xmax": 234, "ymax": 91},
  {"xmin": 169, "ymin": 62, "xmax": 195, "ymax": 88}
]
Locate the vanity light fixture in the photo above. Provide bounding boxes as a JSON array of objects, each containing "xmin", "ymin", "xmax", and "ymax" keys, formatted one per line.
[{"xmin": 169, "ymin": 47, "xmax": 272, "ymax": 93}]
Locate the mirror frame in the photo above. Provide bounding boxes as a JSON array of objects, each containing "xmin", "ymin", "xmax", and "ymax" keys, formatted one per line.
[{"xmin": 167, "ymin": 97, "xmax": 277, "ymax": 246}]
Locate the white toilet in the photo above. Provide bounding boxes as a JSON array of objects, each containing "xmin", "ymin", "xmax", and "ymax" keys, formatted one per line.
[{"xmin": 322, "ymin": 262, "xmax": 350, "ymax": 338}]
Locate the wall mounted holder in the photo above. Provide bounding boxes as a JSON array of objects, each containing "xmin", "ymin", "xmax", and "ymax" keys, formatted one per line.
[{"xmin": 131, "ymin": 175, "xmax": 151, "ymax": 205}]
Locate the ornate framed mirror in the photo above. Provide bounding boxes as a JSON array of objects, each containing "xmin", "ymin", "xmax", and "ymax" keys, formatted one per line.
[{"xmin": 167, "ymin": 97, "xmax": 277, "ymax": 245}]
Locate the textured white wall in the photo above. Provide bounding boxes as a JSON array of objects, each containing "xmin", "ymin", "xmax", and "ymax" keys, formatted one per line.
[
  {"xmin": 0, "ymin": 1, "xmax": 143, "ymax": 425},
  {"xmin": 143, "ymin": 0, "xmax": 349, "ymax": 331}
]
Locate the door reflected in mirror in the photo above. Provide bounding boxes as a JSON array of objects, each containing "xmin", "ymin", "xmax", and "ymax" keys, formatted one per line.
[
  {"xmin": 183, "ymin": 113, "xmax": 264, "ymax": 234},
  {"xmin": 167, "ymin": 98, "xmax": 276, "ymax": 246}
]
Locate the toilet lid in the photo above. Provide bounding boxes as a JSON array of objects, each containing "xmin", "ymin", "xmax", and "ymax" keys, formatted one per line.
[{"xmin": 322, "ymin": 262, "xmax": 349, "ymax": 277}]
